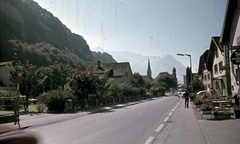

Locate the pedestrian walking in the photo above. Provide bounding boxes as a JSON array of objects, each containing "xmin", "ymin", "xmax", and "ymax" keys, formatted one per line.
[
  {"xmin": 183, "ymin": 90, "xmax": 189, "ymax": 108},
  {"xmin": 233, "ymin": 94, "xmax": 239, "ymax": 106}
]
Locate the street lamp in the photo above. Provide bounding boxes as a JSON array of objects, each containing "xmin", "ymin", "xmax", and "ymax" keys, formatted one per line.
[{"xmin": 177, "ymin": 53, "xmax": 193, "ymax": 96}]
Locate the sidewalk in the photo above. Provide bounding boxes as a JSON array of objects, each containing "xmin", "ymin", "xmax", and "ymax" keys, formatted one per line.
[{"xmin": 160, "ymin": 99, "xmax": 240, "ymax": 144}]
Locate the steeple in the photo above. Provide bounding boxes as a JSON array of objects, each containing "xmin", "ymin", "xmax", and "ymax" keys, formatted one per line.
[{"xmin": 147, "ymin": 58, "xmax": 152, "ymax": 78}]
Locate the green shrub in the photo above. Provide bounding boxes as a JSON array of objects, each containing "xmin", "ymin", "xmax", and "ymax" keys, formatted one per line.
[{"xmin": 40, "ymin": 89, "xmax": 75, "ymax": 113}]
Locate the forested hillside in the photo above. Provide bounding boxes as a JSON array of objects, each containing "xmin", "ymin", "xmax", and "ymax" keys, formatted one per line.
[{"xmin": 0, "ymin": 0, "xmax": 94, "ymax": 68}]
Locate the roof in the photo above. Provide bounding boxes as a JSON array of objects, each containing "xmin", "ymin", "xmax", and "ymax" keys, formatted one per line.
[
  {"xmin": 198, "ymin": 50, "xmax": 209, "ymax": 75},
  {"xmin": 94, "ymin": 62, "xmax": 133, "ymax": 77},
  {"xmin": 206, "ymin": 36, "xmax": 221, "ymax": 71},
  {"xmin": 220, "ymin": 0, "xmax": 238, "ymax": 43}
]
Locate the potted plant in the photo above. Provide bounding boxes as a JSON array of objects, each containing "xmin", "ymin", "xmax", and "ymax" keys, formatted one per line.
[
  {"xmin": 234, "ymin": 105, "xmax": 240, "ymax": 119},
  {"xmin": 213, "ymin": 110, "xmax": 231, "ymax": 120}
]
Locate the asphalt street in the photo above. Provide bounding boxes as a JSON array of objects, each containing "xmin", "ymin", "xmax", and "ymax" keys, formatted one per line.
[
  {"xmin": 25, "ymin": 96, "xmax": 179, "ymax": 144},
  {"xmin": 2, "ymin": 96, "xmax": 240, "ymax": 144}
]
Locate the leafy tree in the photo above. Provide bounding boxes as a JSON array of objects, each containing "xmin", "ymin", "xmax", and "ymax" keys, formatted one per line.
[
  {"xmin": 68, "ymin": 69, "xmax": 99, "ymax": 108},
  {"xmin": 156, "ymin": 72, "xmax": 176, "ymax": 91},
  {"xmin": 108, "ymin": 83, "xmax": 123, "ymax": 103},
  {"xmin": 8, "ymin": 60, "xmax": 39, "ymax": 111},
  {"xmin": 192, "ymin": 78, "xmax": 204, "ymax": 93},
  {"xmin": 149, "ymin": 81, "xmax": 166, "ymax": 96},
  {"xmin": 39, "ymin": 62, "xmax": 72, "ymax": 91},
  {"xmin": 131, "ymin": 72, "xmax": 145, "ymax": 87}
]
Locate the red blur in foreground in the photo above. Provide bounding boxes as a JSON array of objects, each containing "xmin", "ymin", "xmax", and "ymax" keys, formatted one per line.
[{"xmin": 0, "ymin": 126, "xmax": 38, "ymax": 144}]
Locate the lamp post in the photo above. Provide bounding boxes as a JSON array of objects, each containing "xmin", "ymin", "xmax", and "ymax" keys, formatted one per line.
[{"xmin": 177, "ymin": 53, "xmax": 193, "ymax": 96}]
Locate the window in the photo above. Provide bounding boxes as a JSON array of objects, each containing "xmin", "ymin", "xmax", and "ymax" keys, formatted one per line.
[
  {"xmin": 215, "ymin": 49, "xmax": 219, "ymax": 58},
  {"xmin": 204, "ymin": 75, "xmax": 207, "ymax": 81},
  {"xmin": 219, "ymin": 61, "xmax": 223, "ymax": 73},
  {"xmin": 208, "ymin": 73, "xmax": 210, "ymax": 80},
  {"xmin": 236, "ymin": 68, "xmax": 240, "ymax": 83},
  {"xmin": 214, "ymin": 64, "xmax": 218, "ymax": 74}
]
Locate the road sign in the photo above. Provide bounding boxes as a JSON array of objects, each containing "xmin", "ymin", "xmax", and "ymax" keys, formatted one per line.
[
  {"xmin": 15, "ymin": 76, "xmax": 23, "ymax": 84},
  {"xmin": 231, "ymin": 49, "xmax": 240, "ymax": 65}
]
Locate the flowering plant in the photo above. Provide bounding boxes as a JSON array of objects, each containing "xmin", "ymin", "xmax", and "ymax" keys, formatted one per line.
[
  {"xmin": 200, "ymin": 104, "xmax": 212, "ymax": 111},
  {"xmin": 234, "ymin": 105, "xmax": 240, "ymax": 111}
]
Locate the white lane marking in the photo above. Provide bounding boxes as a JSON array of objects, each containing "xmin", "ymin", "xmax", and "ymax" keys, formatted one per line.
[
  {"xmin": 145, "ymin": 137, "xmax": 154, "ymax": 144},
  {"xmin": 155, "ymin": 124, "xmax": 164, "ymax": 132},
  {"xmin": 169, "ymin": 112, "xmax": 173, "ymax": 116},
  {"xmin": 164, "ymin": 117, "xmax": 169, "ymax": 122}
]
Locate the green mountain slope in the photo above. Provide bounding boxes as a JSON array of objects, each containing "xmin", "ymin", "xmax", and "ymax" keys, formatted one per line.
[{"xmin": 0, "ymin": 0, "xmax": 94, "ymax": 68}]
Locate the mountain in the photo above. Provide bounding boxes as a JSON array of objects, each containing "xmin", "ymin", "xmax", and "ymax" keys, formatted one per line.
[
  {"xmin": 0, "ymin": 0, "xmax": 94, "ymax": 67},
  {"xmin": 91, "ymin": 47, "xmax": 186, "ymax": 81}
]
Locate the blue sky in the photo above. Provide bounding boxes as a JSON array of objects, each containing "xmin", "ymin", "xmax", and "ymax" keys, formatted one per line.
[{"xmin": 34, "ymin": 0, "xmax": 227, "ymax": 72}]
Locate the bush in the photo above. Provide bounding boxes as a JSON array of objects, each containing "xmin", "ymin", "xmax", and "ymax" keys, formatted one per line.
[{"xmin": 40, "ymin": 89, "xmax": 75, "ymax": 113}]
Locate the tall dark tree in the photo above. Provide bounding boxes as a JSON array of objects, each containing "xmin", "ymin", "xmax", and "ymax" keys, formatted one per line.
[
  {"xmin": 186, "ymin": 67, "xmax": 192, "ymax": 90},
  {"xmin": 172, "ymin": 67, "xmax": 178, "ymax": 89}
]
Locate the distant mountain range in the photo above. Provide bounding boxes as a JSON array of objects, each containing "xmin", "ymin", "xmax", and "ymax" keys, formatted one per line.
[{"xmin": 91, "ymin": 47, "xmax": 186, "ymax": 82}]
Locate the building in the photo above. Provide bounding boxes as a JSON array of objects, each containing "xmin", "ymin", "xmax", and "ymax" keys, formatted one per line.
[
  {"xmin": 0, "ymin": 61, "xmax": 14, "ymax": 87},
  {"xmin": 93, "ymin": 61, "xmax": 133, "ymax": 84},
  {"xmin": 147, "ymin": 58, "xmax": 152, "ymax": 79},
  {"xmin": 219, "ymin": 0, "xmax": 240, "ymax": 95},
  {"xmin": 197, "ymin": 0, "xmax": 240, "ymax": 97},
  {"xmin": 198, "ymin": 50, "xmax": 212, "ymax": 90}
]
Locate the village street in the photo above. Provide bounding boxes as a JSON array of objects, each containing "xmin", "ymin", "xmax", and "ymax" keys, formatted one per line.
[{"xmin": 2, "ymin": 96, "xmax": 240, "ymax": 144}]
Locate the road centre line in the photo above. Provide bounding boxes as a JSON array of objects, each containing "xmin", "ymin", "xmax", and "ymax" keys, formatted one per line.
[
  {"xmin": 169, "ymin": 112, "xmax": 173, "ymax": 116},
  {"xmin": 155, "ymin": 124, "xmax": 164, "ymax": 132},
  {"xmin": 164, "ymin": 117, "xmax": 169, "ymax": 122},
  {"xmin": 145, "ymin": 136, "xmax": 154, "ymax": 144}
]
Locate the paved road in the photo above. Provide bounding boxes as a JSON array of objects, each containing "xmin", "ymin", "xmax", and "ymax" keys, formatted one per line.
[{"xmin": 27, "ymin": 96, "xmax": 179, "ymax": 144}]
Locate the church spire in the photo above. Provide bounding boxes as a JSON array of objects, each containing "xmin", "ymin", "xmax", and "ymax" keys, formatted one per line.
[{"xmin": 147, "ymin": 58, "xmax": 152, "ymax": 78}]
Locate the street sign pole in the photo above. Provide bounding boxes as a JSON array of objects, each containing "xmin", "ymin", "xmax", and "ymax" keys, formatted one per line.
[{"xmin": 15, "ymin": 76, "xmax": 23, "ymax": 128}]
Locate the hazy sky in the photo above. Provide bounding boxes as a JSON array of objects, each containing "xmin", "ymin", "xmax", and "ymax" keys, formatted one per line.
[{"xmin": 34, "ymin": 0, "xmax": 227, "ymax": 72}]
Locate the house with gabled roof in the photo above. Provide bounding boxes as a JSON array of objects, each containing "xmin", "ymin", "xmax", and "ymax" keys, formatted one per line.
[
  {"xmin": 198, "ymin": 36, "xmax": 227, "ymax": 96},
  {"xmin": 93, "ymin": 61, "xmax": 133, "ymax": 84},
  {"xmin": 219, "ymin": 0, "xmax": 240, "ymax": 95},
  {"xmin": 0, "ymin": 61, "xmax": 14, "ymax": 87},
  {"xmin": 198, "ymin": 50, "xmax": 212, "ymax": 90},
  {"xmin": 207, "ymin": 37, "xmax": 228, "ymax": 96}
]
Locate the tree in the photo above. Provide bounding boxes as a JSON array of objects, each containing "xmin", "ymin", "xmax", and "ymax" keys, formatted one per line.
[
  {"xmin": 172, "ymin": 68, "xmax": 178, "ymax": 89},
  {"xmin": 8, "ymin": 60, "xmax": 39, "ymax": 111},
  {"xmin": 192, "ymin": 78, "xmax": 204, "ymax": 93},
  {"xmin": 68, "ymin": 69, "xmax": 100, "ymax": 108},
  {"xmin": 39, "ymin": 62, "xmax": 72, "ymax": 91},
  {"xmin": 186, "ymin": 67, "xmax": 192, "ymax": 91},
  {"xmin": 156, "ymin": 72, "xmax": 176, "ymax": 91},
  {"xmin": 131, "ymin": 72, "xmax": 145, "ymax": 87}
]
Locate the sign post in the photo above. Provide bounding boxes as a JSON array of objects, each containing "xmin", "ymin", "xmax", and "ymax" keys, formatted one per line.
[{"xmin": 15, "ymin": 76, "xmax": 23, "ymax": 128}]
